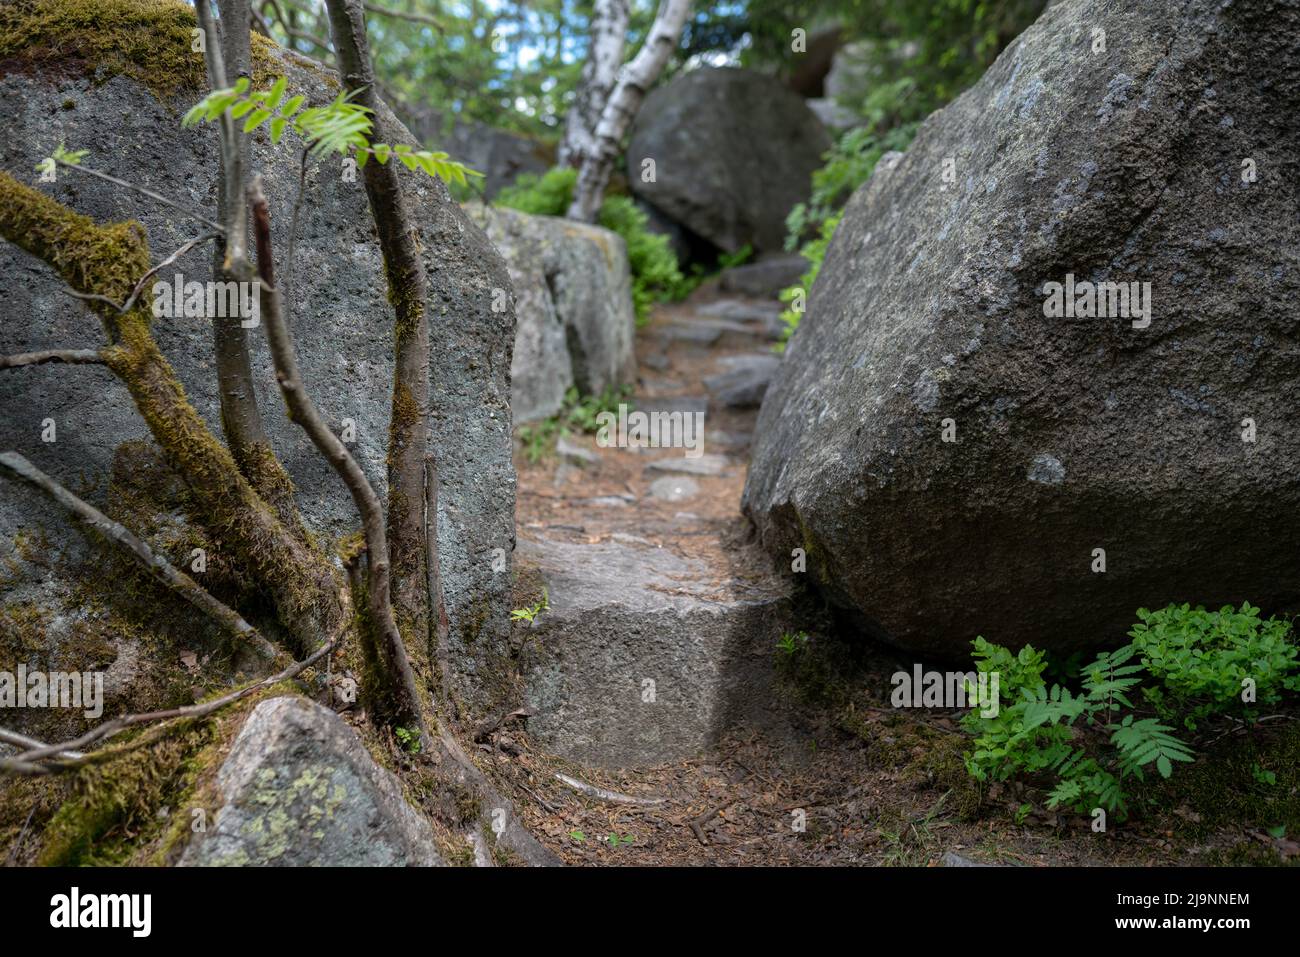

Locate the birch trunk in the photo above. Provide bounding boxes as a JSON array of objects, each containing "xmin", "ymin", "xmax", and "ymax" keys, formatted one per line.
[
  {"xmin": 558, "ymin": 0, "xmax": 629, "ymax": 169},
  {"xmin": 566, "ymin": 0, "xmax": 691, "ymax": 223}
]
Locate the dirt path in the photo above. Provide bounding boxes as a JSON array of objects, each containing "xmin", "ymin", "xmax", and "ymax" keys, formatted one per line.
[{"xmin": 488, "ymin": 289, "xmax": 1292, "ymax": 867}]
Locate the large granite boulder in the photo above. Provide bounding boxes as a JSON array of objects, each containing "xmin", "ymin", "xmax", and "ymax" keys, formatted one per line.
[
  {"xmin": 0, "ymin": 0, "xmax": 516, "ymax": 715},
  {"xmin": 627, "ymin": 67, "xmax": 831, "ymax": 255},
  {"xmin": 180, "ymin": 697, "xmax": 442, "ymax": 866},
  {"xmin": 467, "ymin": 205, "xmax": 636, "ymax": 423},
  {"xmin": 744, "ymin": 0, "xmax": 1300, "ymax": 658}
]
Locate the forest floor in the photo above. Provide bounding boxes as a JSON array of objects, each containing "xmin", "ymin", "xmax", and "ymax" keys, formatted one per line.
[{"xmin": 495, "ymin": 288, "xmax": 1300, "ymax": 867}]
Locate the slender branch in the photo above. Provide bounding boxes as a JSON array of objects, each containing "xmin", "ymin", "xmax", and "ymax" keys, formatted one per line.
[
  {"xmin": 54, "ymin": 161, "xmax": 223, "ymax": 232},
  {"xmin": 264, "ymin": 0, "xmax": 334, "ymax": 55},
  {"xmin": 123, "ymin": 232, "xmax": 221, "ymax": 312},
  {"xmin": 555, "ymin": 772, "xmax": 667, "ymax": 806},
  {"xmin": 0, "ymin": 171, "xmax": 344, "ymax": 657},
  {"xmin": 195, "ymin": 0, "xmax": 247, "ymax": 267},
  {"xmin": 0, "ymin": 633, "xmax": 338, "ymax": 775},
  {"xmin": 362, "ymin": 1, "xmax": 445, "ymax": 31},
  {"xmin": 59, "ymin": 232, "xmax": 219, "ymax": 314},
  {"xmin": 325, "ymin": 0, "xmax": 434, "ymax": 635},
  {"xmin": 0, "ymin": 349, "xmax": 103, "ymax": 369},
  {"xmin": 0, "ymin": 452, "xmax": 285, "ymax": 666},
  {"xmin": 0, "ymin": 728, "xmax": 83, "ymax": 760},
  {"xmin": 248, "ymin": 176, "xmax": 427, "ymax": 739}
]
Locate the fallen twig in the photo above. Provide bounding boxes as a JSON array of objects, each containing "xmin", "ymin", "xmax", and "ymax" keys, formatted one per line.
[
  {"xmin": 473, "ymin": 707, "xmax": 534, "ymax": 742},
  {"xmin": 554, "ymin": 772, "xmax": 667, "ymax": 806},
  {"xmin": 0, "ymin": 349, "xmax": 104, "ymax": 370},
  {"xmin": 0, "ymin": 632, "xmax": 339, "ymax": 775}
]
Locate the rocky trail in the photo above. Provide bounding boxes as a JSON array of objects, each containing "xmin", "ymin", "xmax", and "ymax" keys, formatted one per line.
[{"xmin": 485, "ymin": 289, "xmax": 1262, "ymax": 867}]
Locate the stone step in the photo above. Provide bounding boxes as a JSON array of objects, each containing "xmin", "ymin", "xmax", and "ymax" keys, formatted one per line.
[{"xmin": 517, "ymin": 534, "xmax": 793, "ymax": 768}]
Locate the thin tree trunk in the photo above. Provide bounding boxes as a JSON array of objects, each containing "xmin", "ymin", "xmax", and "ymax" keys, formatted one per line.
[
  {"xmin": 324, "ymin": 0, "xmax": 440, "ymax": 669},
  {"xmin": 567, "ymin": 0, "xmax": 691, "ymax": 223},
  {"xmin": 249, "ymin": 178, "xmax": 427, "ymax": 739},
  {"xmin": 558, "ymin": 0, "xmax": 629, "ymax": 169},
  {"xmin": 199, "ymin": 0, "xmax": 309, "ymax": 539}
]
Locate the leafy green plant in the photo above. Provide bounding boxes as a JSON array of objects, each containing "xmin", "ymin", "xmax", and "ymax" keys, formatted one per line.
[
  {"xmin": 1251, "ymin": 763, "xmax": 1278, "ymax": 788},
  {"xmin": 510, "ymin": 588, "xmax": 549, "ymax": 625},
  {"xmin": 607, "ymin": 832, "xmax": 634, "ymax": 848},
  {"xmin": 496, "ymin": 167, "xmax": 682, "ymax": 324},
  {"xmin": 517, "ymin": 384, "xmax": 632, "ymax": 465},
  {"xmin": 494, "ymin": 166, "xmax": 578, "ymax": 215},
  {"xmin": 394, "ymin": 725, "xmax": 421, "ymax": 754},
  {"xmin": 569, "ymin": 829, "xmax": 586, "ymax": 843},
  {"xmin": 961, "ymin": 637, "xmax": 1194, "ymax": 819},
  {"xmin": 776, "ymin": 630, "xmax": 810, "ymax": 657},
  {"xmin": 35, "ymin": 143, "xmax": 89, "ymax": 177},
  {"xmin": 183, "ymin": 76, "xmax": 480, "ymax": 185},
  {"xmin": 1127, "ymin": 603, "xmax": 1300, "ymax": 730}
]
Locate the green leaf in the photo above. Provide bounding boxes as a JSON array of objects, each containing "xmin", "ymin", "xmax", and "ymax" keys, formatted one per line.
[
  {"xmin": 243, "ymin": 108, "xmax": 273, "ymax": 133},
  {"xmin": 282, "ymin": 94, "xmax": 305, "ymax": 117},
  {"xmin": 265, "ymin": 76, "xmax": 287, "ymax": 110},
  {"xmin": 269, "ymin": 117, "xmax": 288, "ymax": 144}
]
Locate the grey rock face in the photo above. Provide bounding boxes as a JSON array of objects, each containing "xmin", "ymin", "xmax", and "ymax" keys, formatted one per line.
[
  {"xmin": 627, "ymin": 68, "xmax": 831, "ymax": 254},
  {"xmin": 806, "ymin": 97, "xmax": 862, "ymax": 132},
  {"xmin": 180, "ymin": 697, "xmax": 441, "ymax": 866},
  {"xmin": 0, "ymin": 35, "xmax": 515, "ymax": 712},
  {"xmin": 467, "ymin": 205, "xmax": 636, "ymax": 423},
  {"xmin": 744, "ymin": 0, "xmax": 1300, "ymax": 657},
  {"xmin": 518, "ymin": 536, "xmax": 792, "ymax": 767}
]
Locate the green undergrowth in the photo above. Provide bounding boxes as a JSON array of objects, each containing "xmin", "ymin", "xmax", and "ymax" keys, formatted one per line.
[
  {"xmin": 516, "ymin": 383, "xmax": 632, "ymax": 465},
  {"xmin": 960, "ymin": 603, "xmax": 1300, "ymax": 829}
]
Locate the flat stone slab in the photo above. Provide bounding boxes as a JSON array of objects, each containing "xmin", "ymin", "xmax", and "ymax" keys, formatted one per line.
[
  {"xmin": 518, "ymin": 535, "xmax": 792, "ymax": 767},
  {"xmin": 697, "ymin": 299, "xmax": 783, "ymax": 324},
  {"xmin": 645, "ymin": 454, "xmax": 733, "ymax": 477},
  {"xmin": 648, "ymin": 476, "xmax": 700, "ymax": 502},
  {"xmin": 719, "ymin": 255, "xmax": 807, "ymax": 299},
  {"xmin": 704, "ymin": 353, "xmax": 781, "ymax": 407},
  {"xmin": 556, "ymin": 434, "xmax": 600, "ymax": 465}
]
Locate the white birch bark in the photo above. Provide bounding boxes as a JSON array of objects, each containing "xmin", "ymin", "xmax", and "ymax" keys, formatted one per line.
[
  {"xmin": 566, "ymin": 0, "xmax": 691, "ymax": 222},
  {"xmin": 558, "ymin": 0, "xmax": 630, "ymax": 168}
]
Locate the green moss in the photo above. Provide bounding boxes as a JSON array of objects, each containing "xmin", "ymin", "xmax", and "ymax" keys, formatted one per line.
[
  {"xmin": 1155, "ymin": 721, "xmax": 1300, "ymax": 863},
  {"xmin": 0, "ymin": 602, "xmax": 51, "ymax": 662},
  {"xmin": 0, "ymin": 0, "xmax": 281, "ymax": 100},
  {"xmin": 38, "ymin": 716, "xmax": 217, "ymax": 865}
]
